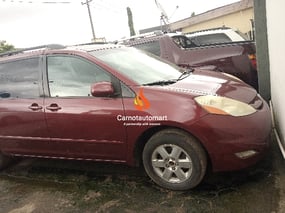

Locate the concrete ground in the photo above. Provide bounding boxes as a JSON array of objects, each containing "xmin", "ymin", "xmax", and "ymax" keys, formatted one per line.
[{"xmin": 0, "ymin": 133, "xmax": 284, "ymax": 213}]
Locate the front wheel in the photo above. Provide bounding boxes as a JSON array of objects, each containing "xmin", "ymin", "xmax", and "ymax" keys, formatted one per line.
[{"xmin": 142, "ymin": 129, "xmax": 207, "ymax": 190}]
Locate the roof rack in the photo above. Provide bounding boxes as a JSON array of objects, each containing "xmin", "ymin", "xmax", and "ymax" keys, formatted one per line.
[{"xmin": 0, "ymin": 44, "xmax": 65, "ymax": 58}]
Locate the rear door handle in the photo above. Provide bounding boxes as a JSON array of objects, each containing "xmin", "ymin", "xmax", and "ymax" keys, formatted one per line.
[
  {"xmin": 29, "ymin": 103, "xmax": 43, "ymax": 111},
  {"xmin": 46, "ymin": 104, "xmax": 62, "ymax": 111}
]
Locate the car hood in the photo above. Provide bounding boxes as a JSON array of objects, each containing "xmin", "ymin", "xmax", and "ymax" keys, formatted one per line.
[{"xmin": 164, "ymin": 70, "xmax": 258, "ymax": 104}]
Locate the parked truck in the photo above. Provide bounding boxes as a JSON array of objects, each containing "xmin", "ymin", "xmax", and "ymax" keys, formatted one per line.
[{"xmin": 120, "ymin": 31, "xmax": 258, "ymax": 90}]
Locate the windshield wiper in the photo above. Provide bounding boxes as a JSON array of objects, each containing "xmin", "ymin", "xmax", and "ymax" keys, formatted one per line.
[
  {"xmin": 143, "ymin": 79, "xmax": 177, "ymax": 86},
  {"xmin": 143, "ymin": 68, "xmax": 194, "ymax": 86},
  {"xmin": 177, "ymin": 68, "xmax": 194, "ymax": 81}
]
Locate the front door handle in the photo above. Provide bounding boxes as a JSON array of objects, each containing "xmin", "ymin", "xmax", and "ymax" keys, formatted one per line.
[
  {"xmin": 46, "ymin": 103, "xmax": 62, "ymax": 111},
  {"xmin": 29, "ymin": 103, "xmax": 43, "ymax": 111}
]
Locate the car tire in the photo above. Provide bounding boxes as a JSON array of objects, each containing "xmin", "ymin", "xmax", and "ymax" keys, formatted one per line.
[
  {"xmin": 0, "ymin": 153, "xmax": 12, "ymax": 170},
  {"xmin": 142, "ymin": 129, "xmax": 207, "ymax": 191}
]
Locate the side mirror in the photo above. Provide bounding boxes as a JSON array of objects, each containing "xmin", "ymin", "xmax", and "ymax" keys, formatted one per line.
[{"xmin": 90, "ymin": 82, "xmax": 115, "ymax": 97}]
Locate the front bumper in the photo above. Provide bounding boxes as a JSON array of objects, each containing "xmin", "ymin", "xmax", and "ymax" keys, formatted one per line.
[{"xmin": 189, "ymin": 99, "xmax": 272, "ymax": 172}]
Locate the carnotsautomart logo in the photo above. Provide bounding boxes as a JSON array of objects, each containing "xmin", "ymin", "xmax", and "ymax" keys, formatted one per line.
[
  {"xmin": 117, "ymin": 88, "xmax": 167, "ymax": 126},
  {"xmin": 134, "ymin": 88, "xmax": 150, "ymax": 111}
]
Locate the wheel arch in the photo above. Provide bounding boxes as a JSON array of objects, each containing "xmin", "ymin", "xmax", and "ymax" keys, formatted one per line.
[{"xmin": 133, "ymin": 126, "xmax": 211, "ymax": 169}]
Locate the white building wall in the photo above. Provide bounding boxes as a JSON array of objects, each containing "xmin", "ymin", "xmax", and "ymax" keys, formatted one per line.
[{"xmin": 266, "ymin": 0, "xmax": 285, "ymax": 152}]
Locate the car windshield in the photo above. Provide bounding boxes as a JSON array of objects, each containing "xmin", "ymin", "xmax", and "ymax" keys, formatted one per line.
[{"xmin": 90, "ymin": 47, "xmax": 182, "ymax": 85}]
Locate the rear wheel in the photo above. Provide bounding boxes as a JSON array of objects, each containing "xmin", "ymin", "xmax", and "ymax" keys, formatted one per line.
[{"xmin": 142, "ymin": 129, "xmax": 207, "ymax": 190}]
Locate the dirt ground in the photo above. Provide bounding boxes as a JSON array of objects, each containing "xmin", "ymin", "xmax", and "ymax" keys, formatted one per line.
[{"xmin": 0, "ymin": 134, "xmax": 284, "ymax": 213}]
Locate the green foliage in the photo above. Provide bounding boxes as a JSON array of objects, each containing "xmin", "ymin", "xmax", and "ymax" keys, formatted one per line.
[
  {"xmin": 0, "ymin": 40, "xmax": 15, "ymax": 54},
  {"xmin": 127, "ymin": 7, "xmax": 136, "ymax": 36}
]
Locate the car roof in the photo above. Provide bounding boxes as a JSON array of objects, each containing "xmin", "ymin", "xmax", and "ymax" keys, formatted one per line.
[
  {"xmin": 67, "ymin": 43, "xmax": 124, "ymax": 52},
  {"xmin": 0, "ymin": 43, "xmax": 123, "ymax": 62}
]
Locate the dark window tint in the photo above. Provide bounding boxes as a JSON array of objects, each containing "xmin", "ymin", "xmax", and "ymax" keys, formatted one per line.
[
  {"xmin": 0, "ymin": 58, "xmax": 40, "ymax": 98},
  {"xmin": 47, "ymin": 56, "xmax": 111, "ymax": 97},
  {"xmin": 172, "ymin": 36, "xmax": 196, "ymax": 48},
  {"xmin": 196, "ymin": 33, "xmax": 232, "ymax": 45},
  {"xmin": 134, "ymin": 41, "xmax": 161, "ymax": 56}
]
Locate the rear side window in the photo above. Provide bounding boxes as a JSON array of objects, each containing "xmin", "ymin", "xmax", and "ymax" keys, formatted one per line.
[
  {"xmin": 0, "ymin": 58, "xmax": 40, "ymax": 99},
  {"xmin": 195, "ymin": 33, "xmax": 232, "ymax": 45},
  {"xmin": 172, "ymin": 36, "xmax": 196, "ymax": 48}
]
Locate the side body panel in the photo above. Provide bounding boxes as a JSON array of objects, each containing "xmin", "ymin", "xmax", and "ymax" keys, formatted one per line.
[
  {"xmin": 0, "ymin": 99, "xmax": 49, "ymax": 155},
  {"xmin": 44, "ymin": 97, "xmax": 127, "ymax": 161}
]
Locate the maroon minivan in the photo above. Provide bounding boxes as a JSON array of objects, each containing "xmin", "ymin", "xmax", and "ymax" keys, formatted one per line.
[{"xmin": 0, "ymin": 44, "xmax": 271, "ymax": 190}]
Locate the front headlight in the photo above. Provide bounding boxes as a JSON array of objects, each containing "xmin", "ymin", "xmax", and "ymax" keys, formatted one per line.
[{"xmin": 194, "ymin": 95, "xmax": 256, "ymax": 117}]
